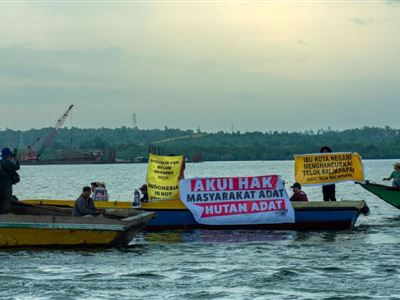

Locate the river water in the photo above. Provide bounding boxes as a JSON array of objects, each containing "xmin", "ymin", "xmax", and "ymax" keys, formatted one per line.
[{"xmin": 1, "ymin": 160, "xmax": 400, "ymax": 299}]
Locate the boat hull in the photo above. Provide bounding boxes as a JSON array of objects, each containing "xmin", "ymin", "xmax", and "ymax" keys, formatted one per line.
[
  {"xmin": 21, "ymin": 199, "xmax": 366, "ymax": 231},
  {"xmin": 0, "ymin": 227, "xmax": 120, "ymax": 247},
  {"xmin": 0, "ymin": 212, "xmax": 154, "ymax": 247},
  {"xmin": 359, "ymin": 182, "xmax": 400, "ymax": 209},
  {"xmin": 139, "ymin": 204, "xmax": 362, "ymax": 230}
]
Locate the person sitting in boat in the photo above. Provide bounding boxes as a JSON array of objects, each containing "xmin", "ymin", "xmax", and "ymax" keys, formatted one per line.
[
  {"xmin": 290, "ymin": 182, "xmax": 308, "ymax": 202},
  {"xmin": 91, "ymin": 181, "xmax": 109, "ymax": 201},
  {"xmin": 383, "ymin": 163, "xmax": 400, "ymax": 188},
  {"xmin": 73, "ymin": 186, "xmax": 102, "ymax": 216}
]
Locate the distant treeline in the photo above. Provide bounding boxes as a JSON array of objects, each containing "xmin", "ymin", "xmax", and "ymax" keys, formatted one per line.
[{"xmin": 0, "ymin": 126, "xmax": 399, "ymax": 161}]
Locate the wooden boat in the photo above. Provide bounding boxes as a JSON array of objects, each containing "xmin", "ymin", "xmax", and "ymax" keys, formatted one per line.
[
  {"xmin": 0, "ymin": 203, "xmax": 154, "ymax": 247},
  {"xmin": 21, "ymin": 198, "xmax": 368, "ymax": 230},
  {"xmin": 137, "ymin": 199, "xmax": 367, "ymax": 230},
  {"xmin": 358, "ymin": 181, "xmax": 400, "ymax": 209}
]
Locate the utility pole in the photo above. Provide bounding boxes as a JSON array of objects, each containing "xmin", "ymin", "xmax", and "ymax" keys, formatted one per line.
[
  {"xmin": 5, "ymin": 128, "xmax": 14, "ymax": 149},
  {"xmin": 132, "ymin": 113, "xmax": 137, "ymax": 129}
]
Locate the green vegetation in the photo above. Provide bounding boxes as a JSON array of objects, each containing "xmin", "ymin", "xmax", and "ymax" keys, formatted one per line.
[{"xmin": 1, "ymin": 126, "xmax": 399, "ymax": 161}]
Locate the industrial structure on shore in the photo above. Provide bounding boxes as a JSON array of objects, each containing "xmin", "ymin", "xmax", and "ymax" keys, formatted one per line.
[{"xmin": 15, "ymin": 105, "xmax": 117, "ymax": 165}]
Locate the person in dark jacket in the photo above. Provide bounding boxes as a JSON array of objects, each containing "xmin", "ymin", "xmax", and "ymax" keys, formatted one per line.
[
  {"xmin": 139, "ymin": 184, "xmax": 148, "ymax": 202},
  {"xmin": 73, "ymin": 186, "xmax": 101, "ymax": 216},
  {"xmin": 0, "ymin": 147, "xmax": 20, "ymax": 213},
  {"xmin": 320, "ymin": 146, "xmax": 336, "ymax": 201}
]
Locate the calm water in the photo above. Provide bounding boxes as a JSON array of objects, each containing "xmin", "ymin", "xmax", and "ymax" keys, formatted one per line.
[{"xmin": 2, "ymin": 160, "xmax": 400, "ymax": 299}]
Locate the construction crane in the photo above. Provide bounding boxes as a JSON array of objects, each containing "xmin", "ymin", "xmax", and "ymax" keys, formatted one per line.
[
  {"xmin": 25, "ymin": 105, "xmax": 74, "ymax": 160},
  {"xmin": 36, "ymin": 104, "xmax": 74, "ymax": 159}
]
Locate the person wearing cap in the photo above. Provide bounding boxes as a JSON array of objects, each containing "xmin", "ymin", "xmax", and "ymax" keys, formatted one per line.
[
  {"xmin": 383, "ymin": 163, "xmax": 400, "ymax": 188},
  {"xmin": 0, "ymin": 147, "xmax": 20, "ymax": 213},
  {"xmin": 289, "ymin": 182, "xmax": 308, "ymax": 202},
  {"xmin": 72, "ymin": 186, "xmax": 102, "ymax": 216},
  {"xmin": 320, "ymin": 146, "xmax": 336, "ymax": 201}
]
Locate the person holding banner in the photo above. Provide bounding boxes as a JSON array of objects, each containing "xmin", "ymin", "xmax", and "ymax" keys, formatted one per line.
[
  {"xmin": 320, "ymin": 146, "xmax": 336, "ymax": 201},
  {"xmin": 133, "ymin": 184, "xmax": 148, "ymax": 206}
]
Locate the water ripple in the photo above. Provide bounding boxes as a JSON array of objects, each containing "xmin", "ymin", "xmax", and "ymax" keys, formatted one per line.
[{"xmin": 1, "ymin": 160, "xmax": 400, "ymax": 299}]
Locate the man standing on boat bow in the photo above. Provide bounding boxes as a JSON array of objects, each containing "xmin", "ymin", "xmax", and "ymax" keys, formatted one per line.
[{"xmin": 73, "ymin": 186, "xmax": 103, "ymax": 217}]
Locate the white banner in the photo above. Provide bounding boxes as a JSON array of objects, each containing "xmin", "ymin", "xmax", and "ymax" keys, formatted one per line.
[{"xmin": 179, "ymin": 175, "xmax": 295, "ymax": 225}]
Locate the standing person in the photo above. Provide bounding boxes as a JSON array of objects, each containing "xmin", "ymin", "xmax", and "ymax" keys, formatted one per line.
[
  {"xmin": 90, "ymin": 182, "xmax": 99, "ymax": 195},
  {"xmin": 179, "ymin": 159, "xmax": 186, "ymax": 180},
  {"xmin": 73, "ymin": 186, "xmax": 101, "ymax": 216},
  {"xmin": 383, "ymin": 163, "xmax": 400, "ymax": 188},
  {"xmin": 133, "ymin": 184, "xmax": 148, "ymax": 207},
  {"xmin": 0, "ymin": 148, "xmax": 20, "ymax": 213},
  {"xmin": 320, "ymin": 146, "xmax": 336, "ymax": 201},
  {"xmin": 91, "ymin": 181, "xmax": 109, "ymax": 201},
  {"xmin": 289, "ymin": 182, "xmax": 308, "ymax": 202},
  {"xmin": 139, "ymin": 184, "xmax": 148, "ymax": 202}
]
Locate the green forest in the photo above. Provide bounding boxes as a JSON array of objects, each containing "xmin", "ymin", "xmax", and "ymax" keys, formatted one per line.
[{"xmin": 1, "ymin": 126, "xmax": 399, "ymax": 161}]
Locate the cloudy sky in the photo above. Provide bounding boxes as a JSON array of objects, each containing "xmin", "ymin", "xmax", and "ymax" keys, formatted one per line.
[{"xmin": 0, "ymin": 1, "xmax": 399, "ymax": 132}]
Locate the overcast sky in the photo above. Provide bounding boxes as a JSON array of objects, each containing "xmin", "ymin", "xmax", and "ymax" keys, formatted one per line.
[{"xmin": 0, "ymin": 1, "xmax": 399, "ymax": 132}]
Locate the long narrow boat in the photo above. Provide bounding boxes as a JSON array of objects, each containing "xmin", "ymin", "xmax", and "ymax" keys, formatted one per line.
[
  {"xmin": 139, "ymin": 199, "xmax": 367, "ymax": 230},
  {"xmin": 358, "ymin": 181, "xmax": 400, "ymax": 209},
  {"xmin": 21, "ymin": 199, "xmax": 368, "ymax": 230},
  {"xmin": 0, "ymin": 205, "xmax": 154, "ymax": 247}
]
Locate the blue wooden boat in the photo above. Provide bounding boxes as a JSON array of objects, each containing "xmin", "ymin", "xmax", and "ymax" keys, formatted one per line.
[
  {"xmin": 138, "ymin": 199, "xmax": 368, "ymax": 230},
  {"xmin": 21, "ymin": 199, "xmax": 368, "ymax": 230}
]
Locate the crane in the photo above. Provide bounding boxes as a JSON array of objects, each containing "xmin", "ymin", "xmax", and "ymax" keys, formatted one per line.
[
  {"xmin": 36, "ymin": 104, "xmax": 74, "ymax": 159},
  {"xmin": 25, "ymin": 105, "xmax": 74, "ymax": 160}
]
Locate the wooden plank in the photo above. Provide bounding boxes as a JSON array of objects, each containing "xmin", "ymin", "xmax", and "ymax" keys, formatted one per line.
[
  {"xmin": 0, "ymin": 211, "xmax": 152, "ymax": 226},
  {"xmin": 292, "ymin": 200, "xmax": 366, "ymax": 210},
  {"xmin": 121, "ymin": 212, "xmax": 155, "ymax": 228},
  {"xmin": 0, "ymin": 222, "xmax": 125, "ymax": 231}
]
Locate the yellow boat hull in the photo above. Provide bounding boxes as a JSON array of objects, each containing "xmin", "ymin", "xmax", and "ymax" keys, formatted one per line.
[
  {"xmin": 0, "ymin": 227, "xmax": 119, "ymax": 247},
  {"xmin": 0, "ymin": 211, "xmax": 155, "ymax": 247}
]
